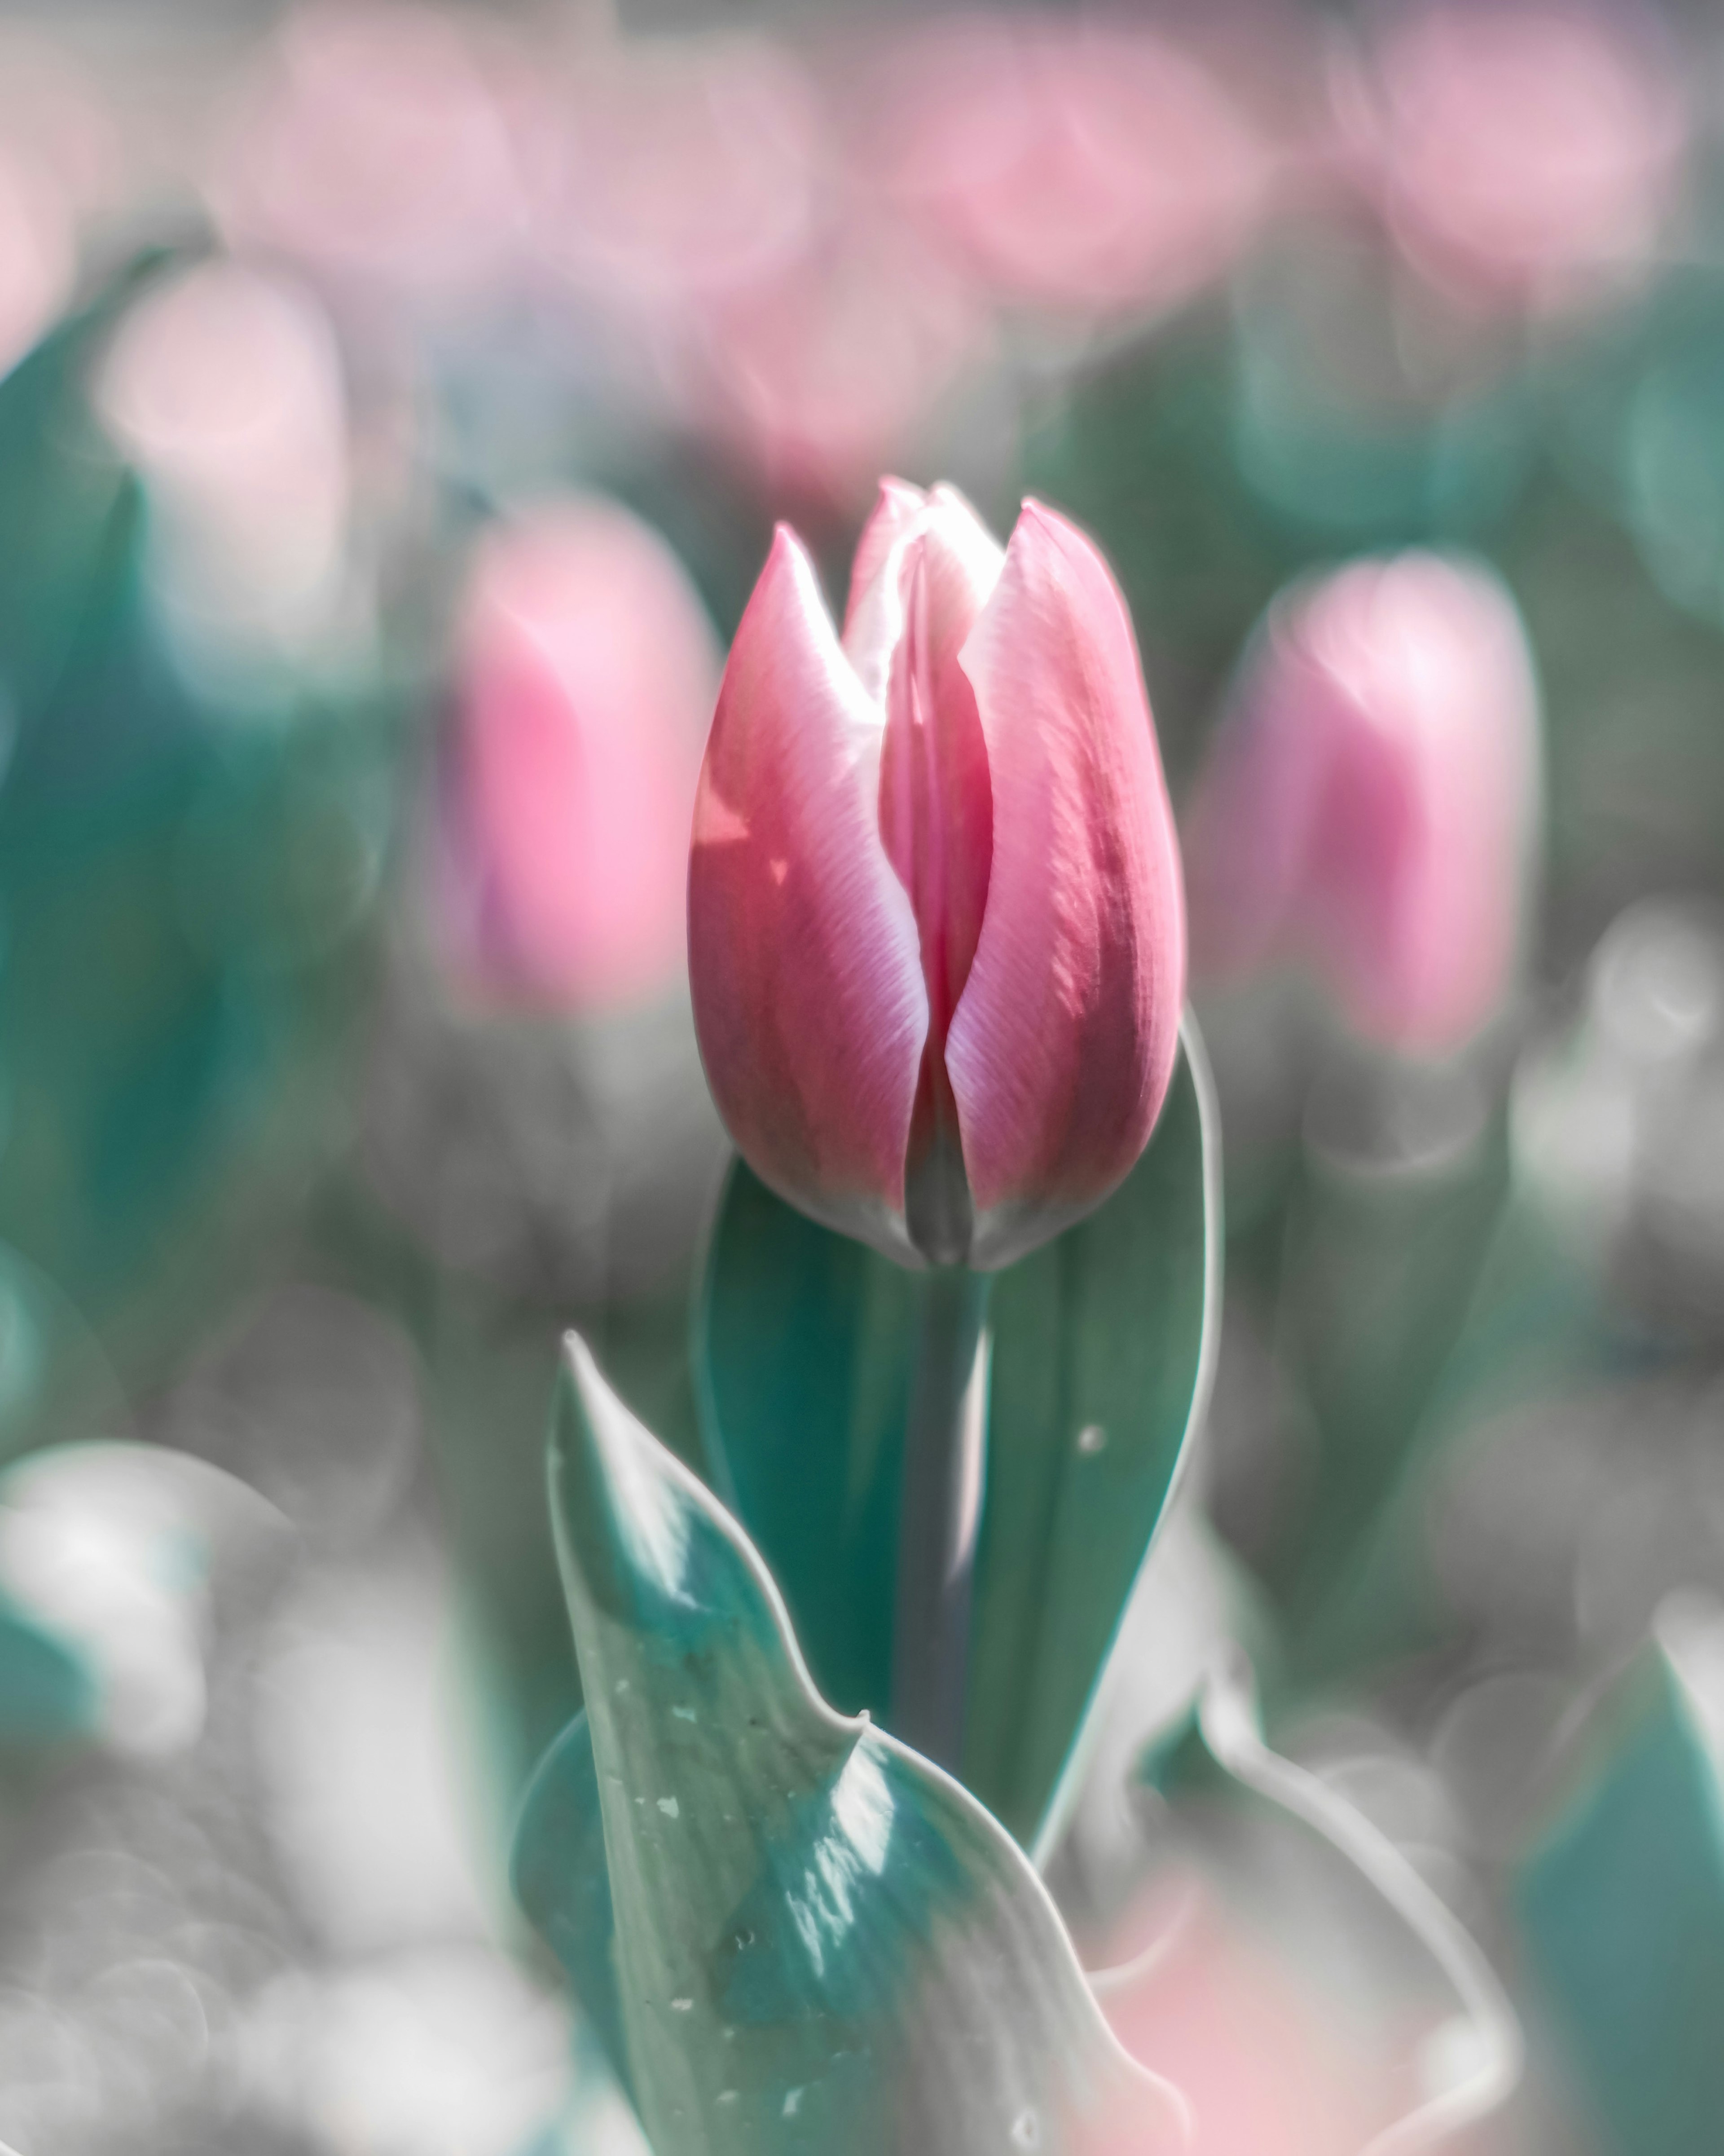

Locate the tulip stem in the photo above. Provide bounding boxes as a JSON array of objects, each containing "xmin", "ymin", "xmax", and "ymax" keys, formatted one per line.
[{"xmin": 892, "ymin": 1267, "xmax": 993, "ymax": 1772}]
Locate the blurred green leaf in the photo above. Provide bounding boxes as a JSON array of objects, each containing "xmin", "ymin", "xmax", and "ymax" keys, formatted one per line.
[
  {"xmin": 0, "ymin": 1593, "xmax": 97, "ymax": 1745},
  {"xmin": 1258, "ymin": 1063, "xmax": 1511, "ymax": 1669},
  {"xmin": 1517, "ymin": 1615, "xmax": 1724, "ymax": 2156},
  {"xmin": 515, "ymin": 1336, "xmax": 1184, "ymax": 2156},
  {"xmin": 0, "ymin": 256, "xmax": 165, "ymax": 752},
  {"xmin": 695, "ymin": 1019, "xmax": 1219, "ymax": 1854},
  {"xmin": 515, "ymin": 1713, "xmax": 629, "ymax": 2103}
]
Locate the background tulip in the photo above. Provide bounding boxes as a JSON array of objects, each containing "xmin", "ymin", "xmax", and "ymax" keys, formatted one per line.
[
  {"xmin": 440, "ymin": 496, "xmax": 720, "ymax": 1011},
  {"xmin": 1186, "ymin": 551, "xmax": 1539, "ymax": 1056},
  {"xmin": 689, "ymin": 478, "xmax": 1185, "ymax": 1269},
  {"xmin": 862, "ymin": 17, "xmax": 1270, "ymax": 326},
  {"xmin": 1345, "ymin": 0, "xmax": 1685, "ymax": 314}
]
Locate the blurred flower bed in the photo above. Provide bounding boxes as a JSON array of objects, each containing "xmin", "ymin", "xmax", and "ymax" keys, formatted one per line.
[{"xmin": 0, "ymin": 2, "xmax": 1720, "ymax": 2152}]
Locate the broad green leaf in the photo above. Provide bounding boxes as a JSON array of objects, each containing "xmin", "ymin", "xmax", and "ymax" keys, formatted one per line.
[
  {"xmin": 514, "ymin": 1711, "xmax": 630, "ymax": 2106},
  {"xmin": 1517, "ymin": 1606, "xmax": 1724, "ymax": 2156},
  {"xmin": 516, "ymin": 1336, "xmax": 1187, "ymax": 2156},
  {"xmin": 695, "ymin": 1017, "xmax": 1220, "ymax": 1854},
  {"xmin": 971, "ymin": 1024, "xmax": 1220, "ymax": 1855}
]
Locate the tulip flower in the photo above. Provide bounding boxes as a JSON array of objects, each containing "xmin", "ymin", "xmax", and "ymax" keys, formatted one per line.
[
  {"xmin": 441, "ymin": 497, "xmax": 720, "ymax": 1010},
  {"xmin": 1185, "ymin": 552, "xmax": 1539, "ymax": 1054},
  {"xmin": 545, "ymin": 33, "xmax": 825, "ymax": 322},
  {"xmin": 688, "ymin": 215, "xmax": 984, "ymax": 515},
  {"xmin": 213, "ymin": 2, "xmax": 540, "ymax": 311},
  {"xmin": 1096, "ymin": 1878, "xmax": 1387, "ymax": 2156},
  {"xmin": 864, "ymin": 18, "xmax": 1270, "ymax": 324},
  {"xmin": 689, "ymin": 479, "xmax": 1185, "ymax": 1270},
  {"xmin": 1344, "ymin": 0, "xmax": 1685, "ymax": 313}
]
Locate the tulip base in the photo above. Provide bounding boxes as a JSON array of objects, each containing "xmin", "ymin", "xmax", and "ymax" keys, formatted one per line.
[{"xmin": 892, "ymin": 1267, "xmax": 992, "ymax": 1771}]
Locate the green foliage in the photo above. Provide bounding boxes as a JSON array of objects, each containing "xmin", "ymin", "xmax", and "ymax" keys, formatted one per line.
[
  {"xmin": 514, "ymin": 1337, "xmax": 1186, "ymax": 2156},
  {"xmin": 1261, "ymin": 1072, "xmax": 1513, "ymax": 1665},
  {"xmin": 695, "ymin": 1018, "xmax": 1219, "ymax": 1854},
  {"xmin": 1518, "ymin": 1623, "xmax": 1724, "ymax": 2156},
  {"xmin": 0, "ymin": 255, "xmax": 401, "ymax": 1435},
  {"xmin": 0, "ymin": 1596, "xmax": 97, "ymax": 1745}
]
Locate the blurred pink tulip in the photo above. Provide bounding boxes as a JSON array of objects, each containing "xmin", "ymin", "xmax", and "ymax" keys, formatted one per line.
[
  {"xmin": 214, "ymin": 2, "xmax": 540, "ymax": 308},
  {"xmin": 1345, "ymin": 1, "xmax": 1685, "ymax": 310},
  {"xmin": 442, "ymin": 498, "xmax": 720, "ymax": 1011},
  {"xmin": 1186, "ymin": 553, "xmax": 1539, "ymax": 1054},
  {"xmin": 864, "ymin": 18, "xmax": 1269, "ymax": 320},
  {"xmin": 545, "ymin": 35, "xmax": 826, "ymax": 322},
  {"xmin": 685, "ymin": 217, "xmax": 984, "ymax": 514},
  {"xmin": 690, "ymin": 479, "xmax": 1185, "ymax": 1270},
  {"xmin": 1095, "ymin": 1878, "xmax": 1388, "ymax": 2154}
]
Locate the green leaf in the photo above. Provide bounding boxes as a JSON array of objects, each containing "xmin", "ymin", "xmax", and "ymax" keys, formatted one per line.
[
  {"xmin": 0, "ymin": 263, "xmax": 150, "ymax": 741},
  {"xmin": 0, "ymin": 1594, "xmax": 97, "ymax": 1744},
  {"xmin": 1517, "ymin": 1607, "xmax": 1724, "ymax": 2156},
  {"xmin": 1259, "ymin": 1062, "xmax": 1510, "ymax": 1669},
  {"xmin": 515, "ymin": 1336, "xmax": 1187, "ymax": 2156},
  {"xmin": 695, "ymin": 1017, "xmax": 1220, "ymax": 1854},
  {"xmin": 514, "ymin": 1711, "xmax": 630, "ymax": 2106}
]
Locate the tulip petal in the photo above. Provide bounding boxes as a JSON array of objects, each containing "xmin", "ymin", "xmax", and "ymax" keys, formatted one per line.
[
  {"xmin": 842, "ymin": 479, "xmax": 1004, "ymax": 714},
  {"xmin": 842, "ymin": 475, "xmax": 925, "ymax": 701},
  {"xmin": 877, "ymin": 488, "xmax": 1002, "ymax": 1035},
  {"xmin": 690, "ymin": 526, "xmax": 927, "ymax": 1261},
  {"xmin": 947, "ymin": 501, "xmax": 1185, "ymax": 1269}
]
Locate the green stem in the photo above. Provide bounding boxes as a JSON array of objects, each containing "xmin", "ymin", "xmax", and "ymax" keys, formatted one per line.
[{"xmin": 892, "ymin": 1267, "xmax": 992, "ymax": 1771}]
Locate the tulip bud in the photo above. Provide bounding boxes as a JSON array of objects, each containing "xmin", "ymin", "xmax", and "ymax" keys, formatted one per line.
[
  {"xmin": 689, "ymin": 479, "xmax": 1185, "ymax": 1270},
  {"xmin": 1186, "ymin": 552, "xmax": 1540, "ymax": 1054},
  {"xmin": 442, "ymin": 497, "xmax": 720, "ymax": 1010}
]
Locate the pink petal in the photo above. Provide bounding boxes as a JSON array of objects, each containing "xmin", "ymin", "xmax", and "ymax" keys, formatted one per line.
[
  {"xmin": 1303, "ymin": 555, "xmax": 1540, "ymax": 1051},
  {"xmin": 946, "ymin": 500, "xmax": 1185, "ymax": 1269},
  {"xmin": 842, "ymin": 474, "xmax": 926, "ymax": 698},
  {"xmin": 1188, "ymin": 555, "xmax": 1539, "ymax": 1054},
  {"xmin": 867, "ymin": 19, "xmax": 1270, "ymax": 320},
  {"xmin": 1366, "ymin": 3, "xmax": 1685, "ymax": 312},
  {"xmin": 877, "ymin": 487, "xmax": 1004, "ymax": 1032},
  {"xmin": 450, "ymin": 497, "xmax": 718, "ymax": 1009},
  {"xmin": 1097, "ymin": 1875, "xmax": 1391, "ymax": 2155},
  {"xmin": 689, "ymin": 525, "xmax": 927, "ymax": 1258},
  {"xmin": 1182, "ymin": 608, "xmax": 1331, "ymax": 983}
]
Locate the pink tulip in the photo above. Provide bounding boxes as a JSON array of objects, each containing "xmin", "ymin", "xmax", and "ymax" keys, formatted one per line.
[
  {"xmin": 440, "ymin": 498, "xmax": 720, "ymax": 1010},
  {"xmin": 1186, "ymin": 553, "xmax": 1539, "ymax": 1054},
  {"xmin": 1343, "ymin": 1, "xmax": 1685, "ymax": 312},
  {"xmin": 689, "ymin": 479, "xmax": 1185, "ymax": 1270},
  {"xmin": 1095, "ymin": 1876, "xmax": 1390, "ymax": 2154},
  {"xmin": 682, "ymin": 215, "xmax": 984, "ymax": 516},
  {"xmin": 861, "ymin": 17, "xmax": 1270, "ymax": 321},
  {"xmin": 213, "ymin": 3, "xmax": 541, "ymax": 310},
  {"xmin": 544, "ymin": 34, "xmax": 826, "ymax": 324}
]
